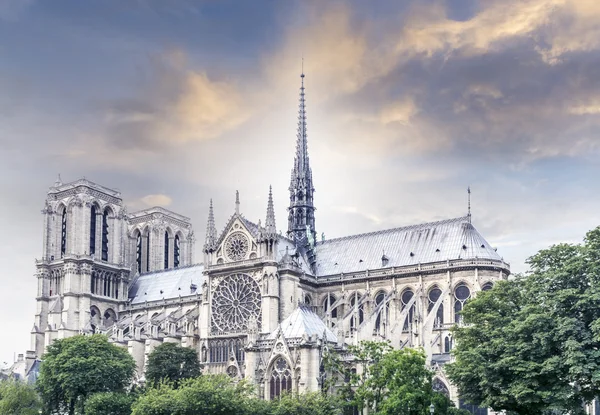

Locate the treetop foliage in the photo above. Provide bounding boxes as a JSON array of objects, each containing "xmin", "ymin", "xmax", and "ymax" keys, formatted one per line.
[
  {"xmin": 145, "ymin": 342, "xmax": 202, "ymax": 388},
  {"xmin": 447, "ymin": 225, "xmax": 600, "ymax": 415},
  {"xmin": 37, "ymin": 334, "xmax": 136, "ymax": 415}
]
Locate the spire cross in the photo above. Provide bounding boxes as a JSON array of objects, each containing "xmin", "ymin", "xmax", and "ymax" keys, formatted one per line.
[{"xmin": 467, "ymin": 186, "xmax": 472, "ymax": 223}]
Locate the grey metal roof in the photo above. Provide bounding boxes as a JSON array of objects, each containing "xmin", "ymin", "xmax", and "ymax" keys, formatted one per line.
[
  {"xmin": 128, "ymin": 265, "xmax": 204, "ymax": 304},
  {"xmin": 268, "ymin": 305, "xmax": 337, "ymax": 343},
  {"xmin": 313, "ymin": 216, "xmax": 503, "ymax": 276}
]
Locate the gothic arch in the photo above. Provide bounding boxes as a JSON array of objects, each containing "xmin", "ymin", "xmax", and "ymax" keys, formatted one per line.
[
  {"xmin": 427, "ymin": 285, "xmax": 444, "ymax": 328},
  {"xmin": 453, "ymin": 282, "xmax": 472, "ymax": 324},
  {"xmin": 103, "ymin": 308, "xmax": 117, "ymax": 328},
  {"xmin": 267, "ymin": 355, "xmax": 293, "ymax": 399},
  {"xmin": 433, "ymin": 377, "xmax": 450, "ymax": 397},
  {"xmin": 90, "ymin": 306, "xmax": 101, "ymax": 333},
  {"xmin": 481, "ymin": 281, "xmax": 494, "ymax": 291}
]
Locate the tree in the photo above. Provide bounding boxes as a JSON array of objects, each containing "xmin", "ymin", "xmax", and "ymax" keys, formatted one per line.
[
  {"xmin": 446, "ymin": 227, "xmax": 600, "ymax": 415},
  {"xmin": 324, "ymin": 341, "xmax": 460, "ymax": 415},
  {"xmin": 145, "ymin": 342, "xmax": 201, "ymax": 388},
  {"xmin": 37, "ymin": 334, "xmax": 136, "ymax": 415},
  {"xmin": 85, "ymin": 391, "xmax": 135, "ymax": 415},
  {"xmin": 131, "ymin": 374, "xmax": 259, "ymax": 415},
  {"xmin": 271, "ymin": 391, "xmax": 341, "ymax": 415},
  {"xmin": 0, "ymin": 379, "xmax": 42, "ymax": 415}
]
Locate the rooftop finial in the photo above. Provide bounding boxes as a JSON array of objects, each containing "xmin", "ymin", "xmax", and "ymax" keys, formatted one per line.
[
  {"xmin": 467, "ymin": 186, "xmax": 472, "ymax": 223},
  {"xmin": 235, "ymin": 190, "xmax": 240, "ymax": 215},
  {"xmin": 54, "ymin": 174, "xmax": 62, "ymax": 187},
  {"xmin": 265, "ymin": 185, "xmax": 276, "ymax": 236},
  {"xmin": 204, "ymin": 199, "xmax": 217, "ymax": 253}
]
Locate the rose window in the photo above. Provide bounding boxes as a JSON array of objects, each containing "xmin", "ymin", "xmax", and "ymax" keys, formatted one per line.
[
  {"xmin": 225, "ymin": 232, "xmax": 249, "ymax": 261},
  {"xmin": 211, "ymin": 274, "xmax": 261, "ymax": 334}
]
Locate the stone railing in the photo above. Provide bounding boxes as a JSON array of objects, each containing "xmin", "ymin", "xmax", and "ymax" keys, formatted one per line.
[{"xmin": 317, "ymin": 257, "xmax": 510, "ymax": 283}]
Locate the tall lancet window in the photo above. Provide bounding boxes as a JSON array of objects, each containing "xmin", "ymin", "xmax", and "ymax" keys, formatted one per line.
[
  {"xmin": 89, "ymin": 206, "xmax": 97, "ymax": 255},
  {"xmin": 146, "ymin": 232, "xmax": 151, "ymax": 272},
  {"xmin": 269, "ymin": 357, "xmax": 292, "ymax": 399},
  {"xmin": 101, "ymin": 209, "xmax": 109, "ymax": 261},
  {"xmin": 61, "ymin": 208, "xmax": 67, "ymax": 257},
  {"xmin": 136, "ymin": 233, "xmax": 142, "ymax": 273},
  {"xmin": 428, "ymin": 287, "xmax": 444, "ymax": 328},
  {"xmin": 174, "ymin": 235, "xmax": 180, "ymax": 268},
  {"xmin": 401, "ymin": 289, "xmax": 415, "ymax": 332},
  {"xmin": 164, "ymin": 231, "xmax": 169, "ymax": 269},
  {"xmin": 454, "ymin": 284, "xmax": 471, "ymax": 324}
]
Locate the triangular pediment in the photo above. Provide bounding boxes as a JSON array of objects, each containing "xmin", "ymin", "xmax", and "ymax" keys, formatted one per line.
[{"xmin": 214, "ymin": 214, "xmax": 260, "ymax": 264}]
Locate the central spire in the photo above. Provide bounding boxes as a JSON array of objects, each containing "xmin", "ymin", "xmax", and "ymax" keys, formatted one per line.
[{"xmin": 288, "ymin": 70, "xmax": 316, "ymax": 249}]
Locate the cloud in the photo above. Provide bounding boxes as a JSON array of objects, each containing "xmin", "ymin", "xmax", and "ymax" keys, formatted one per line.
[
  {"xmin": 102, "ymin": 50, "xmax": 251, "ymax": 151},
  {"xmin": 140, "ymin": 194, "xmax": 172, "ymax": 207}
]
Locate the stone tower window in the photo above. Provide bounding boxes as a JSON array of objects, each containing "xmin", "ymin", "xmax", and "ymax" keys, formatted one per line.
[
  {"xmin": 135, "ymin": 232, "xmax": 142, "ymax": 273},
  {"xmin": 61, "ymin": 208, "xmax": 67, "ymax": 257},
  {"xmin": 90, "ymin": 205, "xmax": 96, "ymax": 255},
  {"xmin": 164, "ymin": 231, "xmax": 169, "ymax": 269},
  {"xmin": 101, "ymin": 209, "xmax": 109, "ymax": 261},
  {"xmin": 481, "ymin": 282, "xmax": 494, "ymax": 291},
  {"xmin": 174, "ymin": 235, "xmax": 180, "ymax": 268}
]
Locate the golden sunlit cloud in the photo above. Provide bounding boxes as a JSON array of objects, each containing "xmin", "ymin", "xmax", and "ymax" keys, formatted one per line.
[{"xmin": 140, "ymin": 194, "xmax": 173, "ymax": 207}]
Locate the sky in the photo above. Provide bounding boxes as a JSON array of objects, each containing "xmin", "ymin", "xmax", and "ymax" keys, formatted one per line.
[{"xmin": 1, "ymin": 0, "xmax": 600, "ymax": 365}]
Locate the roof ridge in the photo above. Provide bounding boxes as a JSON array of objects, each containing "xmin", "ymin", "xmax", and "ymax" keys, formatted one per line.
[{"xmin": 316, "ymin": 216, "xmax": 470, "ymax": 245}]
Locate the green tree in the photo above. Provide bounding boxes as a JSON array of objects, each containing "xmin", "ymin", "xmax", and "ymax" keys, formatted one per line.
[
  {"xmin": 131, "ymin": 374, "xmax": 259, "ymax": 415},
  {"xmin": 272, "ymin": 391, "xmax": 341, "ymax": 415},
  {"xmin": 145, "ymin": 342, "xmax": 201, "ymax": 388},
  {"xmin": 85, "ymin": 391, "xmax": 135, "ymax": 415},
  {"xmin": 324, "ymin": 341, "xmax": 458, "ymax": 415},
  {"xmin": 0, "ymin": 379, "xmax": 42, "ymax": 415},
  {"xmin": 447, "ymin": 227, "xmax": 600, "ymax": 415},
  {"xmin": 37, "ymin": 334, "xmax": 136, "ymax": 415}
]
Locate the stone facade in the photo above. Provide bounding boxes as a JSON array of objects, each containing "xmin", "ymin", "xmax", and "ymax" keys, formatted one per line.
[{"xmin": 28, "ymin": 73, "xmax": 510, "ymax": 408}]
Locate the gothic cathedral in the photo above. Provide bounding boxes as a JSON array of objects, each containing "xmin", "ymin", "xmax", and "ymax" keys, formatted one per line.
[{"xmin": 28, "ymin": 73, "xmax": 510, "ymax": 404}]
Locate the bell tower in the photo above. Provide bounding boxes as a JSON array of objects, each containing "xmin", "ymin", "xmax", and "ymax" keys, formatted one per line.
[{"xmin": 32, "ymin": 177, "xmax": 130, "ymax": 357}]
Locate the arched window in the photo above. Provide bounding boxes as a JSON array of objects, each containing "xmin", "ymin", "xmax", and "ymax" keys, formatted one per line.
[
  {"xmin": 90, "ymin": 205, "xmax": 97, "ymax": 255},
  {"xmin": 433, "ymin": 378, "xmax": 450, "ymax": 397},
  {"xmin": 174, "ymin": 235, "xmax": 181, "ymax": 268},
  {"xmin": 428, "ymin": 287, "xmax": 444, "ymax": 328},
  {"xmin": 444, "ymin": 336, "xmax": 452, "ymax": 353},
  {"xmin": 101, "ymin": 209, "xmax": 109, "ymax": 261},
  {"xmin": 323, "ymin": 294, "xmax": 337, "ymax": 319},
  {"xmin": 164, "ymin": 231, "xmax": 169, "ymax": 269},
  {"xmin": 135, "ymin": 232, "xmax": 142, "ymax": 273},
  {"xmin": 90, "ymin": 306, "xmax": 100, "ymax": 334},
  {"xmin": 270, "ymin": 357, "xmax": 292, "ymax": 399},
  {"xmin": 350, "ymin": 292, "xmax": 364, "ymax": 330},
  {"xmin": 454, "ymin": 284, "xmax": 471, "ymax": 324},
  {"xmin": 90, "ymin": 271, "xmax": 96, "ymax": 294},
  {"xmin": 481, "ymin": 282, "xmax": 494, "ymax": 291},
  {"xmin": 104, "ymin": 309, "xmax": 117, "ymax": 328},
  {"xmin": 374, "ymin": 291, "xmax": 387, "ymax": 331},
  {"xmin": 61, "ymin": 208, "xmax": 67, "ymax": 257},
  {"xmin": 146, "ymin": 231, "xmax": 151, "ymax": 272},
  {"xmin": 304, "ymin": 294, "xmax": 312, "ymax": 305},
  {"xmin": 401, "ymin": 289, "xmax": 415, "ymax": 332}
]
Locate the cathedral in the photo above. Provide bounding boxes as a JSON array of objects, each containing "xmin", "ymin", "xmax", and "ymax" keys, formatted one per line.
[{"xmin": 28, "ymin": 72, "xmax": 510, "ymax": 405}]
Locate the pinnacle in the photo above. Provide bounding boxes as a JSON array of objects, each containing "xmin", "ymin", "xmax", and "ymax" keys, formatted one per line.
[{"xmin": 204, "ymin": 199, "xmax": 217, "ymax": 253}]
